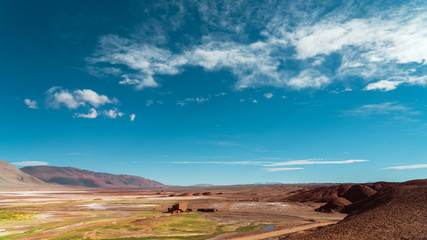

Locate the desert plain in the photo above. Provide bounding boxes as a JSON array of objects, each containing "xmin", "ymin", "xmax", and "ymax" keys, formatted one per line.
[{"xmin": 0, "ymin": 184, "xmax": 346, "ymax": 240}]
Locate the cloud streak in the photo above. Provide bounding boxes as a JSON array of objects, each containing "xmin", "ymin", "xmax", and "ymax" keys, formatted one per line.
[
  {"xmin": 265, "ymin": 167, "xmax": 304, "ymax": 172},
  {"xmin": 12, "ymin": 161, "xmax": 48, "ymax": 166},
  {"xmin": 263, "ymin": 159, "xmax": 369, "ymax": 167},
  {"xmin": 384, "ymin": 164, "xmax": 427, "ymax": 170},
  {"xmin": 344, "ymin": 102, "xmax": 419, "ymax": 117},
  {"xmin": 169, "ymin": 159, "xmax": 369, "ymax": 172}
]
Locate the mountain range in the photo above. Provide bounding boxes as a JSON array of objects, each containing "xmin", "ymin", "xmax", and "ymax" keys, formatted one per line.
[
  {"xmin": 0, "ymin": 160, "xmax": 165, "ymax": 189},
  {"xmin": 21, "ymin": 166, "xmax": 165, "ymax": 189}
]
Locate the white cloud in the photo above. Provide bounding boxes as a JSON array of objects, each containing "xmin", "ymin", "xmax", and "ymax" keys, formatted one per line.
[
  {"xmin": 24, "ymin": 99, "xmax": 38, "ymax": 109},
  {"xmin": 287, "ymin": 70, "xmax": 330, "ymax": 89},
  {"xmin": 74, "ymin": 89, "xmax": 115, "ymax": 107},
  {"xmin": 103, "ymin": 109, "xmax": 124, "ymax": 119},
  {"xmin": 170, "ymin": 161, "xmax": 266, "ymax": 165},
  {"xmin": 364, "ymin": 80, "xmax": 402, "ymax": 91},
  {"xmin": 215, "ymin": 92, "xmax": 227, "ymax": 97},
  {"xmin": 12, "ymin": 161, "xmax": 48, "ymax": 166},
  {"xmin": 252, "ymin": 99, "xmax": 258, "ymax": 103},
  {"xmin": 76, "ymin": 108, "xmax": 98, "ymax": 119},
  {"xmin": 177, "ymin": 97, "xmax": 209, "ymax": 106},
  {"xmin": 207, "ymin": 141, "xmax": 241, "ymax": 147},
  {"xmin": 365, "ymin": 76, "xmax": 427, "ymax": 91},
  {"xmin": 169, "ymin": 159, "xmax": 368, "ymax": 167},
  {"xmin": 345, "ymin": 102, "xmax": 418, "ymax": 116},
  {"xmin": 130, "ymin": 114, "xmax": 136, "ymax": 121},
  {"xmin": 264, "ymin": 93, "xmax": 273, "ymax": 99},
  {"xmin": 47, "ymin": 87, "xmax": 79, "ymax": 109},
  {"xmin": 264, "ymin": 159, "xmax": 369, "ymax": 167},
  {"xmin": 47, "ymin": 87, "xmax": 116, "ymax": 109},
  {"xmin": 119, "ymin": 77, "xmax": 142, "ymax": 86},
  {"xmin": 288, "ymin": 11, "xmax": 427, "ymax": 64},
  {"xmin": 90, "ymin": 35, "xmax": 291, "ymax": 90},
  {"xmin": 146, "ymin": 99, "xmax": 163, "ymax": 106},
  {"xmin": 146, "ymin": 100, "xmax": 154, "ymax": 106},
  {"xmin": 88, "ymin": 4, "xmax": 427, "ymax": 92},
  {"xmin": 265, "ymin": 167, "xmax": 304, "ymax": 172},
  {"xmin": 384, "ymin": 164, "xmax": 427, "ymax": 170},
  {"xmin": 45, "ymin": 87, "xmax": 129, "ymax": 120}
]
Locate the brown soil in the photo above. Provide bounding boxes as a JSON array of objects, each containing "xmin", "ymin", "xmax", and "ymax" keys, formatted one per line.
[
  {"xmin": 179, "ymin": 193, "xmax": 193, "ymax": 196},
  {"xmin": 341, "ymin": 184, "xmax": 377, "ymax": 202},
  {"xmin": 286, "ymin": 184, "xmax": 353, "ymax": 202},
  {"xmin": 280, "ymin": 182, "xmax": 427, "ymax": 240},
  {"xmin": 315, "ymin": 197, "xmax": 352, "ymax": 213}
]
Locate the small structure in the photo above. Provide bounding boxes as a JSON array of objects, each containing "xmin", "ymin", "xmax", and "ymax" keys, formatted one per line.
[
  {"xmin": 197, "ymin": 208, "xmax": 217, "ymax": 212},
  {"xmin": 168, "ymin": 202, "xmax": 188, "ymax": 214}
]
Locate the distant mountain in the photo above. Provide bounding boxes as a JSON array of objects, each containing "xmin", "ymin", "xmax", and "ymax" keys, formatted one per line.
[
  {"xmin": 21, "ymin": 166, "xmax": 165, "ymax": 189},
  {"xmin": 0, "ymin": 160, "xmax": 48, "ymax": 188}
]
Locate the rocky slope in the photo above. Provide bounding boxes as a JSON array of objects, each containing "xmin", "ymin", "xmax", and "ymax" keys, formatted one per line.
[
  {"xmin": 282, "ymin": 180, "xmax": 427, "ymax": 240},
  {"xmin": 0, "ymin": 160, "xmax": 47, "ymax": 188}
]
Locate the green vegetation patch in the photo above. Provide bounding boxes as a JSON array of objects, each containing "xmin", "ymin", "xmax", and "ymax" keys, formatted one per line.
[
  {"xmin": 0, "ymin": 209, "xmax": 39, "ymax": 221},
  {"xmin": 151, "ymin": 212, "xmax": 218, "ymax": 233}
]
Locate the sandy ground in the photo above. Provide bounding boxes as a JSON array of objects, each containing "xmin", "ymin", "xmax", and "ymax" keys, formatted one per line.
[{"xmin": 226, "ymin": 222, "xmax": 335, "ymax": 240}]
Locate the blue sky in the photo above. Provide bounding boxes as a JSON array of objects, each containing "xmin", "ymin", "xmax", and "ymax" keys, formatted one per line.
[{"xmin": 1, "ymin": 0, "xmax": 426, "ymax": 185}]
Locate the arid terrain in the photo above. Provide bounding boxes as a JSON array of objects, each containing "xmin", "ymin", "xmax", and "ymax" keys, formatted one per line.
[
  {"xmin": 0, "ymin": 160, "xmax": 426, "ymax": 240},
  {"xmin": 0, "ymin": 186, "xmax": 345, "ymax": 240}
]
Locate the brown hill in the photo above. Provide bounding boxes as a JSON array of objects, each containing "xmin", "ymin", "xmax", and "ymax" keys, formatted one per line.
[
  {"xmin": 286, "ymin": 184, "xmax": 353, "ymax": 202},
  {"xmin": 282, "ymin": 180, "xmax": 427, "ymax": 240},
  {"xmin": 21, "ymin": 166, "xmax": 165, "ymax": 189},
  {"xmin": 0, "ymin": 160, "xmax": 47, "ymax": 188},
  {"xmin": 315, "ymin": 197, "xmax": 352, "ymax": 213},
  {"xmin": 341, "ymin": 184, "xmax": 377, "ymax": 202}
]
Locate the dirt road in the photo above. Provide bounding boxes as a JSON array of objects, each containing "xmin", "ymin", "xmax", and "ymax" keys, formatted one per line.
[{"xmin": 226, "ymin": 222, "xmax": 335, "ymax": 240}]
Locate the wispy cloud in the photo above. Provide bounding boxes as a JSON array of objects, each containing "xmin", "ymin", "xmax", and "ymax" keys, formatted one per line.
[
  {"xmin": 177, "ymin": 97, "xmax": 209, "ymax": 106},
  {"xmin": 146, "ymin": 99, "xmax": 163, "ymax": 106},
  {"xmin": 384, "ymin": 164, "xmax": 427, "ymax": 170},
  {"xmin": 169, "ymin": 159, "xmax": 369, "ymax": 171},
  {"xmin": 344, "ymin": 102, "xmax": 419, "ymax": 117},
  {"xmin": 67, "ymin": 152, "xmax": 84, "ymax": 156},
  {"xmin": 206, "ymin": 141, "xmax": 241, "ymax": 147},
  {"xmin": 12, "ymin": 161, "xmax": 48, "ymax": 166},
  {"xmin": 264, "ymin": 93, "xmax": 273, "ymax": 99},
  {"xmin": 170, "ymin": 161, "xmax": 265, "ymax": 165},
  {"xmin": 24, "ymin": 99, "xmax": 38, "ymax": 109},
  {"xmin": 365, "ymin": 76, "xmax": 427, "ymax": 92},
  {"xmin": 263, "ymin": 159, "xmax": 369, "ymax": 167},
  {"xmin": 287, "ymin": 70, "xmax": 330, "ymax": 90},
  {"xmin": 88, "ymin": 2, "xmax": 426, "ymax": 92},
  {"xmin": 265, "ymin": 167, "xmax": 304, "ymax": 172}
]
